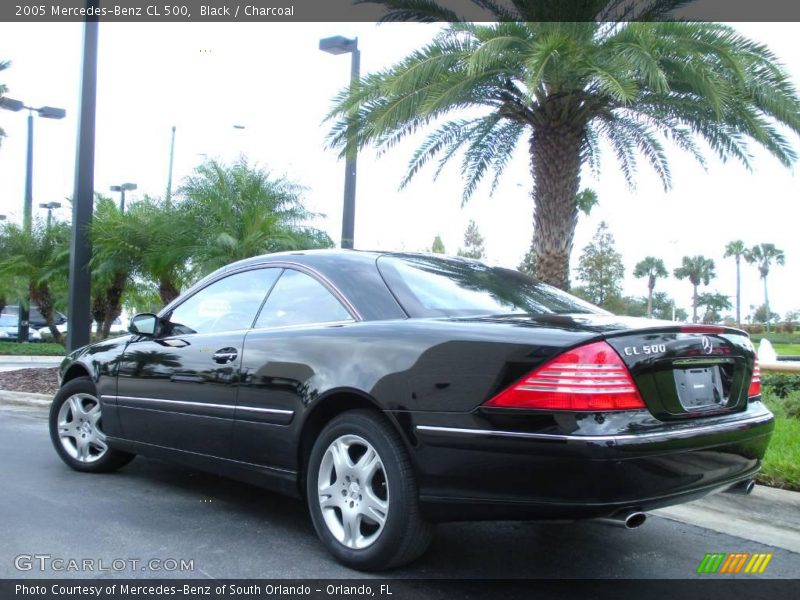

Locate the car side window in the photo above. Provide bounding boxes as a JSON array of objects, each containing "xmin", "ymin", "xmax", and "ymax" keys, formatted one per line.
[
  {"xmin": 163, "ymin": 268, "xmax": 281, "ymax": 336},
  {"xmin": 254, "ymin": 269, "xmax": 352, "ymax": 329}
]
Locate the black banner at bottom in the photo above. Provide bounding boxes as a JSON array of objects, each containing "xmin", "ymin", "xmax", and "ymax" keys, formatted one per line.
[{"xmin": 2, "ymin": 579, "xmax": 799, "ymax": 600}]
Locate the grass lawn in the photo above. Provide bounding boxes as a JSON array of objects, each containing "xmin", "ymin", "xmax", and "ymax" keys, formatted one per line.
[
  {"xmin": 758, "ymin": 391, "xmax": 800, "ymax": 491},
  {"xmin": 770, "ymin": 343, "xmax": 800, "ymax": 356},
  {"xmin": 0, "ymin": 342, "xmax": 66, "ymax": 356}
]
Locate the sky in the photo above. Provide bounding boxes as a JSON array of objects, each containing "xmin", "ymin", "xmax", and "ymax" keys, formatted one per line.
[{"xmin": 0, "ymin": 21, "xmax": 798, "ymax": 319}]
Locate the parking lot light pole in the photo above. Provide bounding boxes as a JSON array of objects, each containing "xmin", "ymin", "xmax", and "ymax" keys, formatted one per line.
[
  {"xmin": 110, "ymin": 182, "xmax": 137, "ymax": 213},
  {"xmin": 39, "ymin": 201, "xmax": 62, "ymax": 229},
  {"xmin": 67, "ymin": 7, "xmax": 99, "ymax": 354},
  {"xmin": 166, "ymin": 125, "xmax": 176, "ymax": 203},
  {"xmin": 319, "ymin": 35, "xmax": 360, "ymax": 250},
  {"xmin": 0, "ymin": 96, "xmax": 66, "ymax": 342}
]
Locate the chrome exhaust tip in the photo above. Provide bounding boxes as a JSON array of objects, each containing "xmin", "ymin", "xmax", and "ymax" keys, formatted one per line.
[
  {"xmin": 598, "ymin": 511, "xmax": 647, "ymax": 529},
  {"xmin": 725, "ymin": 479, "xmax": 755, "ymax": 495}
]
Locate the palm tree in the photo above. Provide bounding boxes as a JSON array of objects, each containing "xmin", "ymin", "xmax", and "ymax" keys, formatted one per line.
[
  {"xmin": 0, "ymin": 220, "xmax": 70, "ymax": 343},
  {"xmin": 120, "ymin": 196, "xmax": 194, "ymax": 307},
  {"xmin": 90, "ymin": 195, "xmax": 141, "ymax": 338},
  {"xmin": 327, "ymin": 17, "xmax": 800, "ymax": 289},
  {"xmin": 178, "ymin": 158, "xmax": 333, "ymax": 276},
  {"xmin": 723, "ymin": 240, "xmax": 747, "ymax": 327},
  {"xmin": 633, "ymin": 257, "xmax": 668, "ymax": 318},
  {"xmin": 674, "ymin": 255, "xmax": 716, "ymax": 323},
  {"xmin": 745, "ymin": 243, "xmax": 785, "ymax": 332}
]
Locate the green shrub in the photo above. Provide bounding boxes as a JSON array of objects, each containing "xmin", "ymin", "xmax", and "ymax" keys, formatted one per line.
[
  {"xmin": 762, "ymin": 373, "xmax": 800, "ymax": 399},
  {"xmin": 749, "ymin": 332, "xmax": 800, "ymax": 345},
  {"xmin": 781, "ymin": 392, "xmax": 800, "ymax": 420}
]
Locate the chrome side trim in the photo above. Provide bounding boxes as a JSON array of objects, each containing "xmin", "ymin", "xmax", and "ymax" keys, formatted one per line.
[
  {"xmin": 237, "ymin": 405, "xmax": 294, "ymax": 416},
  {"xmin": 106, "ymin": 395, "xmax": 293, "ymax": 416},
  {"xmin": 416, "ymin": 412, "xmax": 773, "ymax": 444}
]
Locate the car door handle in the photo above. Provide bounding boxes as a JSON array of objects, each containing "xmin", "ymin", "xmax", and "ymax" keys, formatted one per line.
[{"xmin": 212, "ymin": 348, "xmax": 238, "ymax": 364}]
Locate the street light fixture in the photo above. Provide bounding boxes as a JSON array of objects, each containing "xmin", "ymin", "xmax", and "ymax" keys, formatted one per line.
[
  {"xmin": 110, "ymin": 182, "xmax": 137, "ymax": 213},
  {"xmin": 0, "ymin": 95, "xmax": 66, "ymax": 342},
  {"xmin": 320, "ymin": 35, "xmax": 360, "ymax": 250},
  {"xmin": 39, "ymin": 202, "xmax": 62, "ymax": 228}
]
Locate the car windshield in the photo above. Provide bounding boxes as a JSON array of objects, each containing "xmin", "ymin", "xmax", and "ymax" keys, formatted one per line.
[{"xmin": 377, "ymin": 255, "xmax": 605, "ymax": 318}]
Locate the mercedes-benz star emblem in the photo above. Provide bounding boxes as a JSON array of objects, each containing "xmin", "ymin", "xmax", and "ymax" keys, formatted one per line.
[{"xmin": 701, "ymin": 336, "xmax": 714, "ymax": 355}]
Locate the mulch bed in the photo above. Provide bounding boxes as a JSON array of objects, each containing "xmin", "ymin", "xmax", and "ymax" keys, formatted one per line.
[{"xmin": 0, "ymin": 368, "xmax": 59, "ymax": 396}]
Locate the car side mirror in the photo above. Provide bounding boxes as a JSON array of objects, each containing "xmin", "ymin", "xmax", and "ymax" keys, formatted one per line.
[{"xmin": 129, "ymin": 313, "xmax": 159, "ymax": 337}]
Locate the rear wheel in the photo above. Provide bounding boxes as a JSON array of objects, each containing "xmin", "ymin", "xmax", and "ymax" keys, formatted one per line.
[
  {"xmin": 306, "ymin": 410, "xmax": 434, "ymax": 570},
  {"xmin": 49, "ymin": 376, "xmax": 135, "ymax": 473}
]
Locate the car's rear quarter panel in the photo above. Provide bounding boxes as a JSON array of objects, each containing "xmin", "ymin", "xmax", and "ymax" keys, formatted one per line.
[{"xmin": 234, "ymin": 319, "xmax": 596, "ymax": 474}]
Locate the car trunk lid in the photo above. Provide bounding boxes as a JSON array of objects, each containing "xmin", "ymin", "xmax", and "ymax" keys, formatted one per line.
[{"xmin": 601, "ymin": 325, "xmax": 757, "ymax": 420}]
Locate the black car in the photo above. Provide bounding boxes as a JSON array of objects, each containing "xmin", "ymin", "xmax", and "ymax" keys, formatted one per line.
[{"xmin": 50, "ymin": 250, "xmax": 773, "ymax": 570}]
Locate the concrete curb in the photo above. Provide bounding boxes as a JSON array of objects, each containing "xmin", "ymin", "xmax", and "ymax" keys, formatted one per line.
[
  {"xmin": 653, "ymin": 485, "xmax": 800, "ymax": 554},
  {"xmin": 0, "ymin": 390, "xmax": 52, "ymax": 408},
  {"xmin": 0, "ymin": 355, "xmax": 64, "ymax": 363}
]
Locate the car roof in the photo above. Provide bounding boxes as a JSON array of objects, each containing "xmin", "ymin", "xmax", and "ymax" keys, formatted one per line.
[
  {"xmin": 169, "ymin": 250, "xmax": 407, "ymax": 322},
  {"xmin": 167, "ymin": 250, "xmax": 488, "ymax": 322}
]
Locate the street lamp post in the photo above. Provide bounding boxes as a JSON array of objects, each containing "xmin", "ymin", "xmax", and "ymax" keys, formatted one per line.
[
  {"xmin": 166, "ymin": 125, "xmax": 176, "ymax": 203},
  {"xmin": 39, "ymin": 202, "xmax": 62, "ymax": 229},
  {"xmin": 0, "ymin": 96, "xmax": 66, "ymax": 342},
  {"xmin": 66, "ymin": 9, "xmax": 99, "ymax": 354},
  {"xmin": 320, "ymin": 35, "xmax": 360, "ymax": 250},
  {"xmin": 110, "ymin": 182, "xmax": 137, "ymax": 213}
]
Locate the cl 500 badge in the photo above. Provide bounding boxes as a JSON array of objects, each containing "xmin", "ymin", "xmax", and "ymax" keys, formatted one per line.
[{"xmin": 623, "ymin": 344, "xmax": 666, "ymax": 356}]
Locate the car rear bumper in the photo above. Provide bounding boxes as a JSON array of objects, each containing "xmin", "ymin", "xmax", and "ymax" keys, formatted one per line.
[{"xmin": 397, "ymin": 402, "xmax": 774, "ymax": 521}]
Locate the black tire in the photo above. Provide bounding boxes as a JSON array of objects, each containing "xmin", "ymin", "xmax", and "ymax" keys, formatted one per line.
[
  {"xmin": 306, "ymin": 409, "xmax": 434, "ymax": 571},
  {"xmin": 49, "ymin": 376, "xmax": 135, "ymax": 473}
]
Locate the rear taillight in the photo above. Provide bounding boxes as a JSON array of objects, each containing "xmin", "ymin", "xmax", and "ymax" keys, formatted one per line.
[
  {"xmin": 484, "ymin": 341, "xmax": 645, "ymax": 411},
  {"xmin": 748, "ymin": 359, "xmax": 761, "ymax": 398}
]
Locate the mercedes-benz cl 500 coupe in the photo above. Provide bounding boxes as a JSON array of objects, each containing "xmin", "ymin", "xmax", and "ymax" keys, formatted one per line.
[{"xmin": 50, "ymin": 250, "xmax": 773, "ymax": 570}]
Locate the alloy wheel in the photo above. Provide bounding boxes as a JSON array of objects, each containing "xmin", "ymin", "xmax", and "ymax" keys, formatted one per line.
[
  {"xmin": 56, "ymin": 393, "xmax": 108, "ymax": 463},
  {"xmin": 317, "ymin": 434, "xmax": 389, "ymax": 549}
]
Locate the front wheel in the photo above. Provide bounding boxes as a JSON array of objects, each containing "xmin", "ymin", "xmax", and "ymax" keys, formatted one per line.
[
  {"xmin": 49, "ymin": 376, "xmax": 135, "ymax": 473},
  {"xmin": 306, "ymin": 410, "xmax": 434, "ymax": 571}
]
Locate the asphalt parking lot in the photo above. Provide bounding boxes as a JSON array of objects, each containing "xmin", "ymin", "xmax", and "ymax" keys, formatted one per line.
[{"xmin": 1, "ymin": 404, "xmax": 798, "ymax": 580}]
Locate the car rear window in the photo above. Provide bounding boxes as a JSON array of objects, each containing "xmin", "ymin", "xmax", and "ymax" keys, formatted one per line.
[{"xmin": 376, "ymin": 255, "xmax": 604, "ymax": 318}]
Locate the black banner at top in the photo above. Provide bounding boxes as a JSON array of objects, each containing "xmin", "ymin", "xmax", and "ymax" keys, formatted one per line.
[{"xmin": 3, "ymin": 0, "xmax": 800, "ymax": 23}]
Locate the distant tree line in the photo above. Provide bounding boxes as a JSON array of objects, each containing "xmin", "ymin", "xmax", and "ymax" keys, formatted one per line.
[{"xmin": 570, "ymin": 221, "xmax": 788, "ymax": 327}]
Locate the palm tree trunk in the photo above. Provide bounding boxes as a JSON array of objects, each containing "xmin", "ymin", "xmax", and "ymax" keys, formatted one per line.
[
  {"xmin": 101, "ymin": 271, "xmax": 128, "ymax": 338},
  {"xmin": 0, "ymin": 296, "xmax": 6, "ymax": 317},
  {"xmin": 647, "ymin": 279, "xmax": 654, "ymax": 318},
  {"xmin": 692, "ymin": 284, "xmax": 699, "ymax": 323},
  {"xmin": 30, "ymin": 284, "xmax": 63, "ymax": 345},
  {"xmin": 763, "ymin": 274, "xmax": 770, "ymax": 333},
  {"xmin": 92, "ymin": 294, "xmax": 107, "ymax": 337},
  {"xmin": 735, "ymin": 256, "xmax": 741, "ymax": 327},
  {"xmin": 158, "ymin": 277, "xmax": 180, "ymax": 306},
  {"xmin": 529, "ymin": 122, "xmax": 584, "ymax": 290}
]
